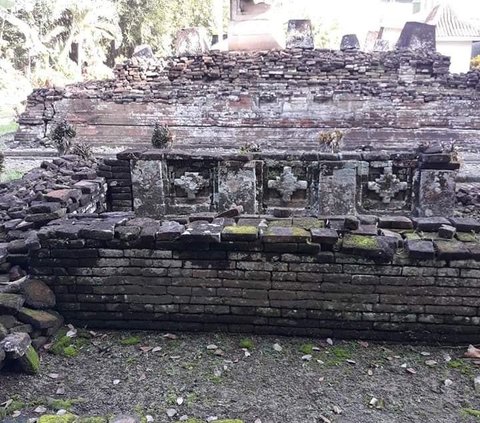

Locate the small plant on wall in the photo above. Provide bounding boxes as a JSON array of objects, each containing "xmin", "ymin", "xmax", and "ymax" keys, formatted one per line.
[
  {"xmin": 71, "ymin": 142, "xmax": 95, "ymax": 162},
  {"xmin": 0, "ymin": 150, "xmax": 4, "ymax": 176},
  {"xmin": 151, "ymin": 122, "xmax": 173, "ymax": 148},
  {"xmin": 50, "ymin": 120, "xmax": 76, "ymax": 155},
  {"xmin": 319, "ymin": 129, "xmax": 344, "ymax": 153}
]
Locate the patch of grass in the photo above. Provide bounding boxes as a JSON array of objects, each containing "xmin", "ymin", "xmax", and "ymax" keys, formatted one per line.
[
  {"xmin": 321, "ymin": 343, "xmax": 357, "ymax": 366},
  {"xmin": 48, "ymin": 398, "xmax": 83, "ymax": 411},
  {"xmin": 209, "ymin": 375, "xmax": 223, "ymax": 384},
  {"xmin": 166, "ymin": 391, "xmax": 177, "ymax": 406},
  {"xmin": 0, "ymin": 121, "xmax": 18, "ymax": 136},
  {"xmin": 120, "ymin": 335, "xmax": 141, "ymax": 346},
  {"xmin": 448, "ymin": 359, "xmax": 474, "ymax": 376},
  {"xmin": 0, "ymin": 399, "xmax": 25, "ymax": 418},
  {"xmin": 462, "ymin": 408, "xmax": 480, "ymax": 420},
  {"xmin": 125, "ymin": 356, "xmax": 139, "ymax": 365},
  {"xmin": 0, "ymin": 169, "xmax": 23, "ymax": 182},
  {"xmin": 239, "ymin": 338, "xmax": 254, "ymax": 350},
  {"xmin": 186, "ymin": 392, "xmax": 198, "ymax": 407},
  {"xmin": 299, "ymin": 343, "xmax": 314, "ymax": 355}
]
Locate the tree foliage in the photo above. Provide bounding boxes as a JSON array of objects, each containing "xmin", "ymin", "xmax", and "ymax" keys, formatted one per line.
[{"xmin": 114, "ymin": 0, "xmax": 217, "ymax": 58}]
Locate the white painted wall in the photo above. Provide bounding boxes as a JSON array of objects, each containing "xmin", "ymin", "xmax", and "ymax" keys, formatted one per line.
[{"xmin": 437, "ymin": 40, "xmax": 473, "ymax": 73}]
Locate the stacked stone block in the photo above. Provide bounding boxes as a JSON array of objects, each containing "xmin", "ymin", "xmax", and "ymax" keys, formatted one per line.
[{"xmin": 30, "ymin": 213, "xmax": 480, "ymax": 342}]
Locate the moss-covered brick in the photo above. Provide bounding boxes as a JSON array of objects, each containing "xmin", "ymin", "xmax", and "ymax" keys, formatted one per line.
[
  {"xmin": 17, "ymin": 307, "xmax": 63, "ymax": 329},
  {"xmin": 342, "ymin": 234, "xmax": 395, "ymax": 261},
  {"xmin": 222, "ymin": 225, "xmax": 258, "ymax": 242},
  {"xmin": 434, "ymin": 240, "xmax": 472, "ymax": 260},
  {"xmin": 263, "ymin": 226, "xmax": 310, "ymax": 243},
  {"xmin": 18, "ymin": 344, "xmax": 40, "ymax": 374},
  {"xmin": 0, "ymin": 293, "xmax": 25, "ymax": 314}
]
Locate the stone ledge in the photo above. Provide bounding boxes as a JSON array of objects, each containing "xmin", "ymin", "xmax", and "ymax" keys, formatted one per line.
[{"xmin": 36, "ymin": 213, "xmax": 480, "ymax": 262}]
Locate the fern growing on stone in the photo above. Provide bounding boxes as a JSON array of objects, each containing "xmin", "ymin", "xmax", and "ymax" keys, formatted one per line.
[
  {"xmin": 51, "ymin": 120, "xmax": 76, "ymax": 155},
  {"xmin": 71, "ymin": 142, "xmax": 95, "ymax": 162},
  {"xmin": 151, "ymin": 122, "xmax": 173, "ymax": 148},
  {"xmin": 319, "ymin": 130, "xmax": 344, "ymax": 153}
]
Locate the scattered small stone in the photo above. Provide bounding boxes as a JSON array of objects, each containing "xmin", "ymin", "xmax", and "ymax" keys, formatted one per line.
[
  {"xmin": 406, "ymin": 368, "xmax": 417, "ymax": 374},
  {"xmin": 369, "ymin": 397, "xmax": 385, "ymax": 409},
  {"xmin": 302, "ymin": 354, "xmax": 312, "ymax": 361},
  {"xmin": 34, "ymin": 406, "xmax": 47, "ymax": 413},
  {"xmin": 207, "ymin": 344, "xmax": 218, "ymax": 350},
  {"xmin": 176, "ymin": 397, "xmax": 184, "ymax": 405},
  {"xmin": 273, "ymin": 343, "xmax": 283, "ymax": 352},
  {"xmin": 48, "ymin": 373, "xmax": 60, "ymax": 379},
  {"xmin": 420, "ymin": 351, "xmax": 431, "ymax": 356},
  {"xmin": 444, "ymin": 379, "xmax": 453, "ymax": 387},
  {"xmin": 163, "ymin": 333, "xmax": 177, "ymax": 340},
  {"xmin": 152, "ymin": 346, "xmax": 162, "ymax": 353},
  {"xmin": 326, "ymin": 338, "xmax": 334, "ymax": 346},
  {"xmin": 166, "ymin": 408, "xmax": 177, "ymax": 418},
  {"xmin": 113, "ymin": 379, "xmax": 121, "ymax": 385},
  {"xmin": 332, "ymin": 405, "xmax": 342, "ymax": 414},
  {"xmin": 474, "ymin": 376, "xmax": 480, "ymax": 394},
  {"xmin": 425, "ymin": 360, "xmax": 438, "ymax": 367}
]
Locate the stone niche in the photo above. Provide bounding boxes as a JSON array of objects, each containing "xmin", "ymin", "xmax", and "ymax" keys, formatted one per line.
[{"xmin": 120, "ymin": 147, "xmax": 459, "ymax": 218}]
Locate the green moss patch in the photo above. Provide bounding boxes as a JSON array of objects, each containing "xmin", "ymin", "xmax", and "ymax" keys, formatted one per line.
[
  {"xmin": 19, "ymin": 345, "xmax": 40, "ymax": 374},
  {"xmin": 38, "ymin": 414, "xmax": 76, "ymax": 423},
  {"xmin": 343, "ymin": 234, "xmax": 379, "ymax": 250},
  {"xmin": 50, "ymin": 332, "xmax": 89, "ymax": 358},
  {"xmin": 48, "ymin": 398, "xmax": 83, "ymax": 411},
  {"xmin": 239, "ymin": 338, "xmax": 254, "ymax": 350},
  {"xmin": 222, "ymin": 225, "xmax": 259, "ymax": 241},
  {"xmin": 299, "ymin": 343, "xmax": 314, "ymax": 355},
  {"xmin": 292, "ymin": 218, "xmax": 325, "ymax": 230},
  {"xmin": 119, "ymin": 336, "xmax": 142, "ymax": 346}
]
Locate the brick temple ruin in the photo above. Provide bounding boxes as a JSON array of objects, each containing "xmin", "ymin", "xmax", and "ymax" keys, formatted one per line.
[{"xmin": 2, "ymin": 17, "xmax": 480, "ymax": 353}]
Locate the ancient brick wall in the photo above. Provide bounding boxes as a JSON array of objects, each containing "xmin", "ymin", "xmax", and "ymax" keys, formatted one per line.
[
  {"xmin": 30, "ymin": 213, "xmax": 480, "ymax": 342},
  {"xmin": 15, "ymin": 49, "xmax": 480, "ymax": 163}
]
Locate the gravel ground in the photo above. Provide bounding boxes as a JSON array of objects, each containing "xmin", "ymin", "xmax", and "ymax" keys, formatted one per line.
[{"xmin": 2, "ymin": 329, "xmax": 480, "ymax": 423}]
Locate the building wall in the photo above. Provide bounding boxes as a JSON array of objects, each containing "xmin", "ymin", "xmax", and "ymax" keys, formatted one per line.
[{"xmin": 437, "ymin": 40, "xmax": 473, "ymax": 73}]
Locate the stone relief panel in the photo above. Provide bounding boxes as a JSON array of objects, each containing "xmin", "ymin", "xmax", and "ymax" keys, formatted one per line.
[
  {"xmin": 360, "ymin": 160, "xmax": 415, "ymax": 213},
  {"xmin": 165, "ymin": 159, "xmax": 216, "ymax": 215},
  {"xmin": 263, "ymin": 161, "xmax": 313, "ymax": 214}
]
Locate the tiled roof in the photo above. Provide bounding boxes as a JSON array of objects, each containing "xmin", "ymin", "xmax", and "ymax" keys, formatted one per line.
[{"xmin": 425, "ymin": 3, "xmax": 480, "ymax": 39}]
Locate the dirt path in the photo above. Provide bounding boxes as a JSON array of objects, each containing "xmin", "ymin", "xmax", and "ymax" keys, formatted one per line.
[{"xmin": 2, "ymin": 330, "xmax": 480, "ymax": 422}]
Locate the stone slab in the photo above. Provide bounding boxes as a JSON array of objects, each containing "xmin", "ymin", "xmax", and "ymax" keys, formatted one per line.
[
  {"xmin": 263, "ymin": 226, "xmax": 310, "ymax": 244},
  {"xmin": 406, "ymin": 240, "xmax": 436, "ymax": 260}
]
